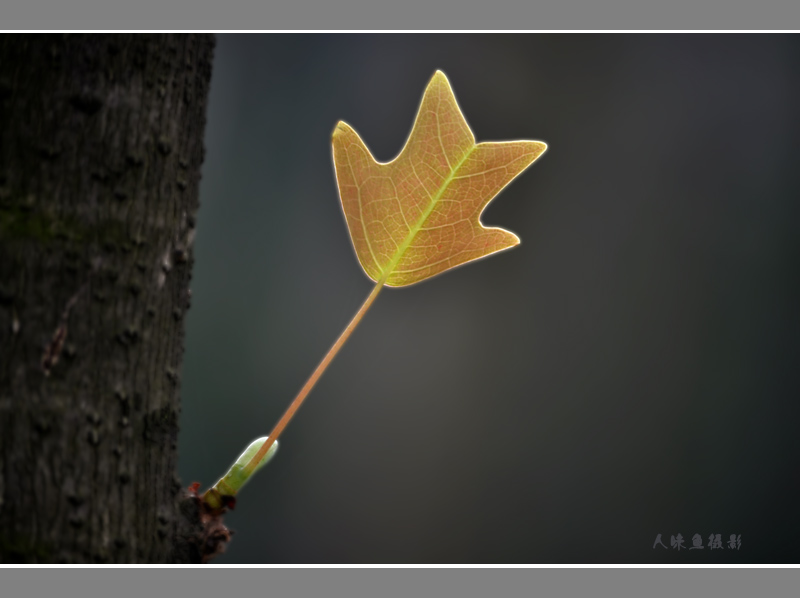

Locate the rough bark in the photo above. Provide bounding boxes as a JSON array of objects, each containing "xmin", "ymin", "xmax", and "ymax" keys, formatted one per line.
[{"xmin": 0, "ymin": 34, "xmax": 215, "ymax": 563}]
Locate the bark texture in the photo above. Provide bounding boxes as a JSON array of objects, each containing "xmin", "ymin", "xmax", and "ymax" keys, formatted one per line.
[{"xmin": 0, "ymin": 34, "xmax": 215, "ymax": 563}]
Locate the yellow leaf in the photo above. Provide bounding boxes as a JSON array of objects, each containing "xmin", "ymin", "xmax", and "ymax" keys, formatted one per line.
[{"xmin": 332, "ymin": 70, "xmax": 547, "ymax": 287}]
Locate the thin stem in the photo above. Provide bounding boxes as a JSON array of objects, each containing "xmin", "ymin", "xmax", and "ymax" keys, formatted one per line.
[{"xmin": 240, "ymin": 277, "xmax": 387, "ymax": 479}]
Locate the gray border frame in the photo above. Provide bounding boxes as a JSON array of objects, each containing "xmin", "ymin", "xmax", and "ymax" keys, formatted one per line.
[
  {"xmin": 1, "ymin": 568, "xmax": 798, "ymax": 598},
  {"xmin": 1, "ymin": 0, "xmax": 797, "ymax": 591},
  {"xmin": 2, "ymin": 0, "xmax": 800, "ymax": 30}
]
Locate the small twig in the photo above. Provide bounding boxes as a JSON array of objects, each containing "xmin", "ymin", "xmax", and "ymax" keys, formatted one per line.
[{"xmin": 41, "ymin": 282, "xmax": 87, "ymax": 376}]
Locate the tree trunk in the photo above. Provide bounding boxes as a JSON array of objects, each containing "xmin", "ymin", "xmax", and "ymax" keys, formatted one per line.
[{"xmin": 0, "ymin": 34, "xmax": 215, "ymax": 563}]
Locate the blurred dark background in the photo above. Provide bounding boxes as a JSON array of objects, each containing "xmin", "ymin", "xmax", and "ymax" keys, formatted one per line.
[{"xmin": 178, "ymin": 34, "xmax": 800, "ymax": 563}]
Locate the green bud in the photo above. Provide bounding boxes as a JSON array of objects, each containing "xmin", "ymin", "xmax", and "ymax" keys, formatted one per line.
[{"xmin": 214, "ymin": 436, "xmax": 278, "ymax": 496}]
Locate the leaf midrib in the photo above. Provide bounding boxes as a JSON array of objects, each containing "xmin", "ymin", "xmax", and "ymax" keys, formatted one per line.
[{"xmin": 377, "ymin": 146, "xmax": 475, "ymax": 285}]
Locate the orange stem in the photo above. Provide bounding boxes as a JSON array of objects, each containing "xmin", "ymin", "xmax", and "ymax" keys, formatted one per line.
[{"xmin": 241, "ymin": 279, "xmax": 386, "ymax": 478}]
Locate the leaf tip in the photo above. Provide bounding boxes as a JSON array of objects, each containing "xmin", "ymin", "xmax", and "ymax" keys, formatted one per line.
[
  {"xmin": 430, "ymin": 69, "xmax": 451, "ymax": 87},
  {"xmin": 331, "ymin": 120, "xmax": 352, "ymax": 141},
  {"xmin": 524, "ymin": 140, "xmax": 548, "ymax": 160}
]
